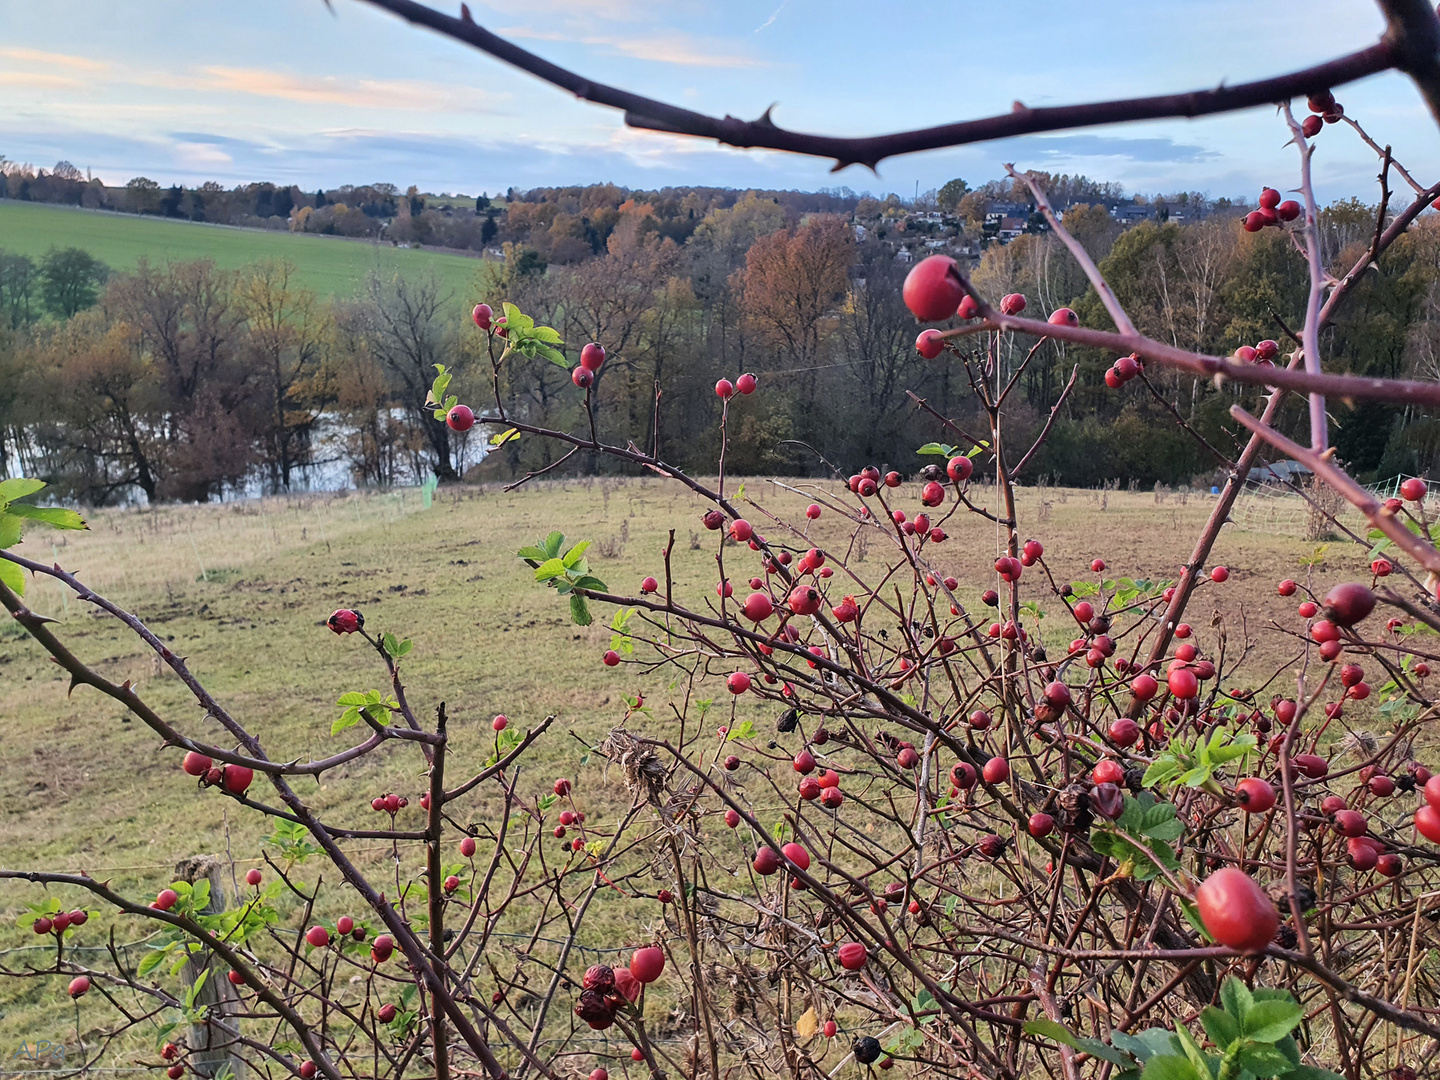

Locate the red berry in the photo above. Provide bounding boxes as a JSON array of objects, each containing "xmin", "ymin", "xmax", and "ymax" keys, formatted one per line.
[
  {"xmin": 982, "ymin": 757, "xmax": 1009, "ymax": 784},
  {"xmin": 1417, "ymin": 804, "xmax": 1440, "ymax": 843},
  {"xmin": 806, "ymin": 503, "xmax": 822, "ymax": 519},
  {"xmin": 793, "ymin": 749, "xmax": 816, "ymax": 774},
  {"xmin": 902, "ymin": 255, "xmax": 965, "ymax": 322},
  {"xmin": 915, "ymin": 329, "xmax": 945, "ymax": 359},
  {"xmin": 727, "ymin": 671, "xmax": 751, "ymax": 695},
  {"xmin": 1047, "ymin": 307, "xmax": 1078, "ymax": 328},
  {"xmin": 472, "ymin": 303, "xmax": 492, "ymax": 329},
  {"xmin": 182, "ymin": 751, "xmax": 212, "ymax": 777},
  {"xmin": 580, "ymin": 342, "xmax": 606, "ymax": 371},
  {"xmin": 154, "ymin": 889, "xmax": 179, "ymax": 911},
  {"xmin": 837, "ymin": 942, "xmax": 867, "ymax": 970},
  {"xmin": 603, "ymin": 650, "xmax": 621, "ymax": 667},
  {"xmin": 572, "ymin": 366, "xmax": 594, "ymax": 390},
  {"xmin": 736, "ymin": 372, "xmax": 757, "ymax": 394},
  {"xmin": 1401, "ymin": 477, "xmax": 1427, "ymax": 502},
  {"xmin": 1131, "ymin": 674, "xmax": 1158, "ymax": 701},
  {"xmin": 1210, "ymin": 566, "xmax": 1229, "ymax": 583},
  {"xmin": 631, "ymin": 1049, "xmax": 645, "ymax": 1063},
  {"xmin": 300, "ymin": 1063, "xmax": 317, "ymax": 1079},
  {"xmin": 999, "ymin": 293, "xmax": 1026, "ymax": 315},
  {"xmin": 715, "ymin": 378, "xmax": 735, "ymax": 399},
  {"xmin": 1028, "ymin": 813, "xmax": 1054, "ymax": 838},
  {"xmin": 741, "ymin": 592, "xmax": 774, "ymax": 622},
  {"xmin": 788, "ymin": 585, "xmax": 821, "ymax": 617},
  {"xmin": 68, "ymin": 975, "xmax": 90, "ymax": 998},
  {"xmin": 371, "ymin": 935, "xmax": 394, "ymax": 962},
  {"xmin": 1108, "ymin": 718, "xmax": 1140, "ymax": 747},
  {"xmin": 724, "ymin": 809, "xmax": 740, "ymax": 828},
  {"xmin": 1244, "ymin": 211, "xmax": 1266, "ymax": 232},
  {"xmin": 1168, "ymin": 667, "xmax": 1198, "ymax": 700},
  {"xmin": 222, "ymin": 766, "xmax": 253, "ymax": 795},
  {"xmin": 306, "ymin": 925, "xmax": 330, "ymax": 948},
  {"xmin": 327, "ymin": 609, "xmax": 363, "ymax": 634},
  {"xmin": 447, "ymin": 404, "xmax": 475, "ymax": 431},
  {"xmin": 729, "ymin": 518, "xmax": 753, "ymax": 542},
  {"xmin": 1323, "ymin": 582, "xmax": 1375, "ymax": 627},
  {"xmin": 946, "ymin": 455, "xmax": 973, "ymax": 482},
  {"xmin": 461, "ymin": 836, "xmax": 477, "ymax": 858},
  {"xmin": 1302, "ymin": 114, "xmax": 1323, "ymax": 138},
  {"xmin": 752, "ymin": 847, "xmax": 780, "ymax": 875},
  {"xmin": 1236, "ymin": 777, "xmax": 1275, "ymax": 813},
  {"xmin": 1259, "ymin": 187, "xmax": 1281, "ymax": 209},
  {"xmin": 1277, "ymin": 200, "xmax": 1301, "ymax": 222},
  {"xmin": 1196, "ymin": 868, "xmax": 1278, "ymax": 952},
  {"xmin": 957, "ymin": 294, "xmax": 980, "ymax": 319}
]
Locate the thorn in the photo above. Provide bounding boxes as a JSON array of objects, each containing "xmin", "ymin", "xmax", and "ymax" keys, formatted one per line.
[
  {"xmin": 121, "ymin": 679, "xmax": 131, "ymax": 692},
  {"xmin": 460, "ymin": 2, "xmax": 474, "ymax": 21},
  {"xmin": 1012, "ymin": 100, "xmax": 1028, "ymax": 113},
  {"xmin": 1320, "ymin": 447, "xmax": 1338, "ymax": 461},
  {"xmin": 755, "ymin": 104, "xmax": 778, "ymax": 128}
]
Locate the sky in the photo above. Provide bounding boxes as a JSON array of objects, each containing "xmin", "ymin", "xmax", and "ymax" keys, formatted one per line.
[{"xmin": 0, "ymin": 0, "xmax": 1437, "ymax": 204}]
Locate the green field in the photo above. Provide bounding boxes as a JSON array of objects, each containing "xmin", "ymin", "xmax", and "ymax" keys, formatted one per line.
[
  {"xmin": 0, "ymin": 201, "xmax": 487, "ymax": 303},
  {"xmin": 0, "ymin": 479, "xmax": 1382, "ymax": 1071}
]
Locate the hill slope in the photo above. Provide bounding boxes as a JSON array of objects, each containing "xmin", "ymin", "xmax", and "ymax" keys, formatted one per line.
[{"xmin": 0, "ymin": 201, "xmax": 486, "ymax": 302}]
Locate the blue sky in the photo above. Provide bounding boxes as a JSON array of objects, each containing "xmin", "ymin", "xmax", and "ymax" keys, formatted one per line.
[{"xmin": 0, "ymin": 0, "xmax": 1435, "ymax": 202}]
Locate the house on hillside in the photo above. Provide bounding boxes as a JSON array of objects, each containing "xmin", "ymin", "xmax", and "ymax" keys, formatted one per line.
[{"xmin": 1109, "ymin": 202, "xmax": 1152, "ymax": 225}]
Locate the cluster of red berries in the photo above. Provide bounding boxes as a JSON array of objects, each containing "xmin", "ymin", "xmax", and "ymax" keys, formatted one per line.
[
  {"xmin": 28, "ymin": 908, "xmax": 88, "ymax": 938},
  {"xmin": 790, "ymin": 744, "xmax": 847, "ymax": 809},
  {"xmin": 1103, "ymin": 353, "xmax": 1142, "ymax": 389},
  {"xmin": 573, "ymin": 949, "xmax": 662, "ymax": 1030},
  {"xmin": 549, "ymin": 777, "xmax": 591, "ymax": 854},
  {"xmin": 369, "ymin": 792, "xmax": 408, "ymax": 814},
  {"xmin": 715, "ymin": 372, "xmax": 758, "ymax": 399},
  {"xmin": 572, "ymin": 342, "xmax": 606, "ymax": 390},
  {"xmin": 1243, "ymin": 187, "xmax": 1302, "ymax": 233},
  {"xmin": 1231, "ymin": 339, "xmax": 1281, "ymax": 366},
  {"xmin": 750, "ymin": 838, "xmax": 814, "ymax": 889},
  {"xmin": 1303, "ymin": 90, "xmax": 1344, "ymax": 137},
  {"xmin": 180, "ymin": 751, "xmax": 253, "ymax": 795}
]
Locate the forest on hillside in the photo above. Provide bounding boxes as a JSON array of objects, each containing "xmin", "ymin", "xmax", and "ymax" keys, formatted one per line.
[{"xmin": 1, "ymin": 174, "xmax": 1437, "ymax": 504}]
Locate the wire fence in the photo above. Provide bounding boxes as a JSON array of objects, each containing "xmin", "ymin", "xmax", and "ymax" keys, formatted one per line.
[{"xmin": 1230, "ymin": 473, "xmax": 1437, "ymax": 540}]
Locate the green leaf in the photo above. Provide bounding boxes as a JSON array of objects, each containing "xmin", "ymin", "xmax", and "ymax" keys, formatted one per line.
[
  {"xmin": 1023, "ymin": 1019, "xmax": 1079, "ymax": 1048},
  {"xmin": 533, "ymin": 342, "xmax": 569, "ymax": 367},
  {"xmin": 1142, "ymin": 760, "xmax": 1182, "ymax": 789},
  {"xmin": 138, "ymin": 947, "xmax": 172, "ymax": 977},
  {"xmin": 1139, "ymin": 1057, "xmax": 1204, "ymax": 1080},
  {"xmin": 1111, "ymin": 1029, "xmax": 1179, "ymax": 1064},
  {"xmin": 562, "ymin": 540, "xmax": 591, "ymax": 568},
  {"xmin": 0, "ymin": 558, "xmax": 24, "ymax": 596},
  {"xmin": 1243, "ymin": 999, "xmax": 1302, "ymax": 1043},
  {"xmin": 1199, "ymin": 1006, "xmax": 1239, "ymax": 1049},
  {"xmin": 1069, "ymin": 581, "xmax": 1100, "ymax": 598},
  {"xmin": 490, "ymin": 427, "xmax": 520, "ymax": 447},
  {"xmin": 515, "ymin": 545, "xmax": 548, "ymax": 561},
  {"xmin": 337, "ymin": 692, "xmax": 369, "ymax": 706},
  {"xmin": 727, "ymin": 720, "xmax": 756, "ymax": 742},
  {"xmin": 570, "ymin": 594, "xmax": 592, "ymax": 626},
  {"xmin": 534, "ymin": 558, "xmax": 567, "ymax": 582},
  {"xmin": 915, "ymin": 442, "xmax": 956, "ymax": 457},
  {"xmin": 332, "ymin": 707, "xmax": 362, "ymax": 735},
  {"xmin": 542, "ymin": 531, "xmax": 565, "ymax": 558},
  {"xmin": 0, "ymin": 478, "xmax": 46, "ymax": 502},
  {"xmin": 1236, "ymin": 1043, "xmax": 1295, "ymax": 1077},
  {"xmin": 6, "ymin": 503, "xmax": 86, "ymax": 530},
  {"xmin": 1075, "ymin": 1038, "xmax": 1132, "ymax": 1068},
  {"xmin": 570, "ymin": 574, "xmax": 607, "ymax": 591},
  {"xmin": 0, "ymin": 514, "xmax": 22, "ymax": 549},
  {"xmin": 1220, "ymin": 977, "xmax": 1253, "ymax": 1023}
]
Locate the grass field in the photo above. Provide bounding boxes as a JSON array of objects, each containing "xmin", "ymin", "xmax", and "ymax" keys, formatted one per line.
[
  {"xmin": 0, "ymin": 202, "xmax": 487, "ymax": 303},
  {"xmin": 0, "ymin": 478, "xmax": 1389, "ymax": 1069}
]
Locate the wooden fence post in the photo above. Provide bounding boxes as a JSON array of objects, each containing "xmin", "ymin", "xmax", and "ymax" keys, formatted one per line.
[{"xmin": 175, "ymin": 855, "xmax": 246, "ymax": 1080}]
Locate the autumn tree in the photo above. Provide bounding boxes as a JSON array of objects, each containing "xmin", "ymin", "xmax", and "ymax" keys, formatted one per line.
[{"xmin": 236, "ymin": 261, "xmax": 335, "ymax": 490}]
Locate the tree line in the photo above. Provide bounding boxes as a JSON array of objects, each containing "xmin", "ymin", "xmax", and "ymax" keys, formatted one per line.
[{"xmin": 1, "ymin": 187, "xmax": 1437, "ymax": 504}]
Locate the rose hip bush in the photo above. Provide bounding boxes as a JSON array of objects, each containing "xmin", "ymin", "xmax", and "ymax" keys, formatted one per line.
[{"xmin": 8, "ymin": 90, "xmax": 1440, "ymax": 1080}]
